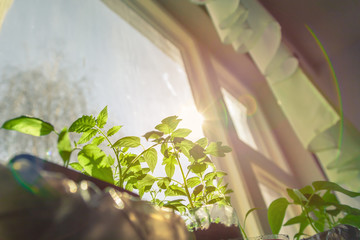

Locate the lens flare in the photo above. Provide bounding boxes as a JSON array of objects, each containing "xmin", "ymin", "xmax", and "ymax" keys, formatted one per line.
[{"xmin": 237, "ymin": 94, "xmax": 258, "ymax": 116}]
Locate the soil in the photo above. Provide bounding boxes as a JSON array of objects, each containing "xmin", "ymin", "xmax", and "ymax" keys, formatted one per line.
[{"xmin": 193, "ymin": 223, "xmax": 243, "ymax": 240}]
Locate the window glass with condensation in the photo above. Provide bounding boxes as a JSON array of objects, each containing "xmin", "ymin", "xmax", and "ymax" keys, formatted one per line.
[{"xmin": 0, "ymin": 0, "xmax": 203, "ymax": 174}]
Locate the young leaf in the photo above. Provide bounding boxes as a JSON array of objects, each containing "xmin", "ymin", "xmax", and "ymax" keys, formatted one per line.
[
  {"xmin": 1, "ymin": 116, "xmax": 54, "ymax": 136},
  {"xmin": 172, "ymin": 128, "xmax": 192, "ymax": 138},
  {"xmin": 157, "ymin": 177, "xmax": 171, "ymax": 189},
  {"xmin": 284, "ymin": 215, "xmax": 308, "ymax": 226},
  {"xmin": 92, "ymin": 136, "xmax": 105, "ymax": 145},
  {"xmin": 188, "ymin": 162, "xmax": 207, "ymax": 174},
  {"xmin": 204, "ymin": 172, "xmax": 217, "ymax": 181},
  {"xmin": 187, "ymin": 176, "xmax": 201, "ymax": 188},
  {"xmin": 69, "ymin": 115, "xmax": 96, "ymax": 133},
  {"xmin": 57, "ymin": 128, "xmax": 72, "ymax": 166},
  {"xmin": 165, "ymin": 185, "xmax": 187, "ymax": 197},
  {"xmin": 143, "ymin": 148, "xmax": 157, "ymax": 172},
  {"xmin": 165, "ymin": 160, "xmax": 176, "ymax": 178},
  {"xmin": 196, "ymin": 137, "xmax": 208, "ymax": 148},
  {"xmin": 77, "ymin": 144, "xmax": 114, "ymax": 184},
  {"xmin": 193, "ymin": 184, "xmax": 204, "ymax": 197},
  {"xmin": 143, "ymin": 131, "xmax": 164, "ymax": 140},
  {"xmin": 78, "ymin": 129, "xmax": 98, "ymax": 144},
  {"xmin": 189, "ymin": 145, "xmax": 206, "ymax": 160},
  {"xmin": 155, "ymin": 116, "xmax": 181, "ymax": 134},
  {"xmin": 204, "ymin": 142, "xmax": 232, "ymax": 157},
  {"xmin": 96, "ymin": 106, "xmax": 108, "ymax": 128},
  {"xmin": 112, "ymin": 136, "xmax": 141, "ymax": 148},
  {"xmin": 268, "ymin": 197, "xmax": 289, "ymax": 234},
  {"xmin": 107, "ymin": 126, "xmax": 122, "ymax": 137}
]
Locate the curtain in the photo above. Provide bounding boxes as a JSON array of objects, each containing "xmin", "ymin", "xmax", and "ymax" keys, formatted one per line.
[{"xmin": 190, "ymin": 0, "xmax": 360, "ymax": 192}]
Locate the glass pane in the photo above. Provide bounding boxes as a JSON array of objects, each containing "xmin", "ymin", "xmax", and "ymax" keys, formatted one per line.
[
  {"xmin": 221, "ymin": 88, "xmax": 259, "ymax": 151},
  {"xmin": 0, "ymin": 0, "xmax": 203, "ymax": 165}
]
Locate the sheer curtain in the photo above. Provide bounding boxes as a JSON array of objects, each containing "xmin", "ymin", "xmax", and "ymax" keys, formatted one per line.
[{"xmin": 190, "ymin": 0, "xmax": 360, "ymax": 193}]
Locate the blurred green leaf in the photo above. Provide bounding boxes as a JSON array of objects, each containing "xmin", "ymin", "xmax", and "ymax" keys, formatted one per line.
[
  {"xmin": 196, "ymin": 137, "xmax": 208, "ymax": 148},
  {"xmin": 155, "ymin": 116, "xmax": 181, "ymax": 134},
  {"xmin": 143, "ymin": 130, "xmax": 164, "ymax": 140},
  {"xmin": 172, "ymin": 128, "xmax": 192, "ymax": 138},
  {"xmin": 1, "ymin": 116, "xmax": 54, "ymax": 136},
  {"xmin": 204, "ymin": 142, "xmax": 232, "ymax": 157},
  {"xmin": 70, "ymin": 162, "xmax": 83, "ymax": 171}
]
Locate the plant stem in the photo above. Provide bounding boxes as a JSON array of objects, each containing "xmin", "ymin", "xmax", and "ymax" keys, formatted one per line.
[
  {"xmin": 96, "ymin": 127, "xmax": 122, "ymax": 186},
  {"xmin": 173, "ymin": 146, "xmax": 195, "ymax": 209},
  {"xmin": 121, "ymin": 143, "xmax": 159, "ymax": 187}
]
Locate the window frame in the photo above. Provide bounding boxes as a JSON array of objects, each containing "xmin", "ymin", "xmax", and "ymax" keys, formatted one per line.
[{"xmin": 107, "ymin": 0, "xmax": 326, "ymax": 236}]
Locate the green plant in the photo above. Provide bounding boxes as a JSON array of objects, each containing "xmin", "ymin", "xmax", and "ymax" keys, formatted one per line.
[
  {"xmin": 267, "ymin": 181, "xmax": 360, "ymax": 239},
  {"xmin": 1, "ymin": 106, "xmax": 234, "ymax": 211}
]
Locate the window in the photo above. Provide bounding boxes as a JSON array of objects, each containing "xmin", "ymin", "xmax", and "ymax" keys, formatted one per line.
[{"xmin": 0, "ymin": 0, "xmax": 202, "ymax": 164}]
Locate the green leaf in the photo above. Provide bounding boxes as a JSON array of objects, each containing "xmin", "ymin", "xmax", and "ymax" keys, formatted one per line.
[
  {"xmin": 96, "ymin": 106, "xmax": 108, "ymax": 128},
  {"xmin": 165, "ymin": 185, "xmax": 187, "ymax": 197},
  {"xmin": 205, "ymin": 186, "xmax": 216, "ymax": 194},
  {"xmin": 112, "ymin": 136, "xmax": 141, "ymax": 148},
  {"xmin": 204, "ymin": 142, "xmax": 232, "ymax": 157},
  {"xmin": 187, "ymin": 176, "xmax": 201, "ymax": 188},
  {"xmin": 143, "ymin": 148, "xmax": 157, "ymax": 172},
  {"xmin": 204, "ymin": 172, "xmax": 217, "ymax": 181},
  {"xmin": 189, "ymin": 145, "xmax": 206, "ymax": 160},
  {"xmin": 143, "ymin": 130, "xmax": 164, "ymax": 140},
  {"xmin": 155, "ymin": 116, "xmax": 181, "ymax": 134},
  {"xmin": 193, "ymin": 184, "xmax": 204, "ymax": 197},
  {"xmin": 284, "ymin": 215, "xmax": 308, "ymax": 226},
  {"xmin": 77, "ymin": 144, "xmax": 114, "ymax": 184},
  {"xmin": 162, "ymin": 155, "xmax": 177, "ymax": 178},
  {"xmin": 307, "ymin": 194, "xmax": 327, "ymax": 208},
  {"xmin": 70, "ymin": 162, "xmax": 83, "ymax": 171},
  {"xmin": 92, "ymin": 136, "xmax": 105, "ymax": 145},
  {"xmin": 312, "ymin": 181, "xmax": 360, "ymax": 198},
  {"xmin": 78, "ymin": 129, "xmax": 98, "ymax": 144},
  {"xmin": 188, "ymin": 162, "xmax": 207, "ymax": 174},
  {"xmin": 196, "ymin": 137, "xmax": 208, "ymax": 148},
  {"xmin": 57, "ymin": 128, "xmax": 73, "ymax": 166},
  {"xmin": 107, "ymin": 126, "xmax": 122, "ymax": 137},
  {"xmin": 172, "ymin": 128, "xmax": 192, "ymax": 138},
  {"xmin": 268, "ymin": 197, "xmax": 289, "ymax": 234},
  {"xmin": 69, "ymin": 115, "xmax": 96, "ymax": 133},
  {"xmin": 157, "ymin": 177, "xmax": 171, "ymax": 189},
  {"xmin": 1, "ymin": 116, "xmax": 54, "ymax": 136},
  {"xmin": 340, "ymin": 214, "xmax": 360, "ymax": 228},
  {"xmin": 137, "ymin": 174, "xmax": 155, "ymax": 189},
  {"xmin": 208, "ymin": 197, "xmax": 222, "ymax": 204}
]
